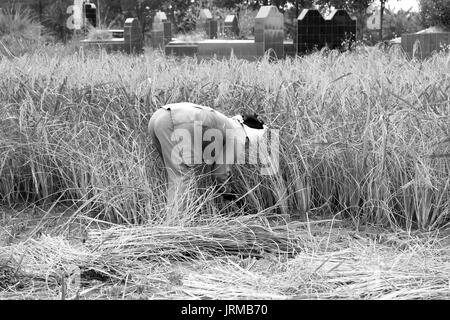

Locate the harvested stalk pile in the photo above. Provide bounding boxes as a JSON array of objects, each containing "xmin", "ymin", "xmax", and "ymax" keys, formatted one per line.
[
  {"xmin": 2, "ymin": 219, "xmax": 450, "ymax": 299},
  {"xmin": 86, "ymin": 218, "xmax": 304, "ymax": 261},
  {"xmin": 0, "ymin": 217, "xmax": 308, "ymax": 299}
]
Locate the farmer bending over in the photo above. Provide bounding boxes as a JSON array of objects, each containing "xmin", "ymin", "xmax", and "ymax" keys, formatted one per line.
[{"xmin": 148, "ymin": 102, "xmax": 270, "ymax": 212}]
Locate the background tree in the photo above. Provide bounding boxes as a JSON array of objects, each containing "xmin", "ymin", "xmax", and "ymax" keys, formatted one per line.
[
  {"xmin": 383, "ymin": 9, "xmax": 422, "ymax": 39},
  {"xmin": 213, "ymin": 0, "xmax": 244, "ymax": 8},
  {"xmin": 419, "ymin": 0, "xmax": 450, "ymax": 30}
]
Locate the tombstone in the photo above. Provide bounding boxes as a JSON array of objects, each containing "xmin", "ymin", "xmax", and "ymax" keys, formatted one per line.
[
  {"xmin": 151, "ymin": 11, "xmax": 172, "ymax": 49},
  {"xmin": 254, "ymin": 6, "xmax": 284, "ymax": 58},
  {"xmin": 197, "ymin": 9, "xmax": 218, "ymax": 39},
  {"xmin": 124, "ymin": 18, "xmax": 143, "ymax": 54},
  {"xmin": 297, "ymin": 9, "xmax": 356, "ymax": 54},
  {"xmin": 224, "ymin": 15, "xmax": 239, "ymax": 38},
  {"xmin": 84, "ymin": 2, "xmax": 97, "ymax": 27},
  {"xmin": 297, "ymin": 9, "xmax": 325, "ymax": 53},
  {"xmin": 325, "ymin": 10, "xmax": 356, "ymax": 50}
]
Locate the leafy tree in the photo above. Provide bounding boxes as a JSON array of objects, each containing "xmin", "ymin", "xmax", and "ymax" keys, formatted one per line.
[
  {"xmin": 212, "ymin": 0, "xmax": 244, "ymax": 8},
  {"xmin": 314, "ymin": 0, "xmax": 373, "ymax": 12},
  {"xmin": 96, "ymin": 0, "xmax": 122, "ymax": 27},
  {"xmin": 419, "ymin": 0, "xmax": 450, "ymax": 30},
  {"xmin": 383, "ymin": 9, "xmax": 422, "ymax": 38}
]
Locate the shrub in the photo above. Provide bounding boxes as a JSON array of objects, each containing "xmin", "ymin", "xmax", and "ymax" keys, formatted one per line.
[
  {"xmin": 0, "ymin": 4, "xmax": 42, "ymax": 39},
  {"xmin": 0, "ymin": 5, "xmax": 44, "ymax": 57}
]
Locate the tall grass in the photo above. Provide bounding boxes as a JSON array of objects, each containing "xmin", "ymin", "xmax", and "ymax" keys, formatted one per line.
[{"xmin": 0, "ymin": 46, "xmax": 448, "ymax": 230}]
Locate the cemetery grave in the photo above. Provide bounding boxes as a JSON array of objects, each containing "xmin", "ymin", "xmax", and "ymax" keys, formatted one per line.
[
  {"xmin": 297, "ymin": 9, "xmax": 357, "ymax": 53},
  {"xmin": 401, "ymin": 31, "xmax": 450, "ymax": 59},
  {"xmin": 165, "ymin": 6, "xmax": 285, "ymax": 60},
  {"xmin": 197, "ymin": 8, "xmax": 218, "ymax": 39},
  {"xmin": 77, "ymin": 4, "xmax": 356, "ymax": 59},
  {"xmin": 164, "ymin": 6, "xmax": 356, "ymax": 60},
  {"xmin": 150, "ymin": 11, "xmax": 173, "ymax": 50},
  {"xmin": 224, "ymin": 14, "xmax": 239, "ymax": 38}
]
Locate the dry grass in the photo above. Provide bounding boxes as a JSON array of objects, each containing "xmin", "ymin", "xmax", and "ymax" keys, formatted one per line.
[
  {"xmin": 1, "ymin": 214, "xmax": 449, "ymax": 299},
  {"xmin": 175, "ymin": 31, "xmax": 208, "ymax": 43},
  {"xmin": 87, "ymin": 28, "xmax": 113, "ymax": 41}
]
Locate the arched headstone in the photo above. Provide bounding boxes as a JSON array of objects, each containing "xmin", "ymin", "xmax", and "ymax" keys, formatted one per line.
[{"xmin": 254, "ymin": 6, "xmax": 284, "ymax": 58}]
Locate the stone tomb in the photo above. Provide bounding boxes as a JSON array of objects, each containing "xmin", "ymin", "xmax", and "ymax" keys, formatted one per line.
[
  {"xmin": 197, "ymin": 9, "xmax": 218, "ymax": 39},
  {"xmin": 81, "ymin": 18, "xmax": 143, "ymax": 54},
  {"xmin": 165, "ymin": 39, "xmax": 257, "ymax": 60},
  {"xmin": 151, "ymin": 11, "xmax": 173, "ymax": 49},
  {"xmin": 297, "ymin": 9, "xmax": 356, "ymax": 54},
  {"xmin": 401, "ymin": 32, "xmax": 450, "ymax": 59}
]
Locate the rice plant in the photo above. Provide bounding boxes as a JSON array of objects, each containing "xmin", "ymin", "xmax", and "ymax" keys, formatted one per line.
[{"xmin": 3, "ymin": 45, "xmax": 448, "ymax": 230}]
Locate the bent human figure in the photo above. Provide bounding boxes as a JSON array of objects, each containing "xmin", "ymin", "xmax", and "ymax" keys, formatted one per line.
[{"xmin": 148, "ymin": 102, "xmax": 267, "ymax": 212}]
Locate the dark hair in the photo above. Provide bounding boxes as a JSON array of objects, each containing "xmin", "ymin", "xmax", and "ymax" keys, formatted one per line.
[{"xmin": 242, "ymin": 113, "xmax": 264, "ymax": 129}]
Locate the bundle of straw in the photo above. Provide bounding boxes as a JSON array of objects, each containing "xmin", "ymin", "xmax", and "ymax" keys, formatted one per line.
[
  {"xmin": 2, "ymin": 221, "xmax": 450, "ymax": 299},
  {"xmin": 86, "ymin": 218, "xmax": 303, "ymax": 261}
]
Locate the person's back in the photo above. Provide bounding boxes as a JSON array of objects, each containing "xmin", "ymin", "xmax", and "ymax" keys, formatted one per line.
[{"xmin": 148, "ymin": 102, "xmax": 266, "ymax": 214}]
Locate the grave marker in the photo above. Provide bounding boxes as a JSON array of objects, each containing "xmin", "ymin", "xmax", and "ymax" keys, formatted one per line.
[
  {"xmin": 124, "ymin": 18, "xmax": 143, "ymax": 53},
  {"xmin": 197, "ymin": 9, "xmax": 218, "ymax": 39},
  {"xmin": 224, "ymin": 15, "xmax": 239, "ymax": 38},
  {"xmin": 151, "ymin": 11, "xmax": 172, "ymax": 49},
  {"xmin": 325, "ymin": 10, "xmax": 356, "ymax": 49},
  {"xmin": 297, "ymin": 9, "xmax": 325, "ymax": 53},
  {"xmin": 164, "ymin": 6, "xmax": 356, "ymax": 60},
  {"xmin": 297, "ymin": 9, "xmax": 356, "ymax": 54},
  {"xmin": 254, "ymin": 6, "xmax": 284, "ymax": 58},
  {"xmin": 85, "ymin": 2, "xmax": 97, "ymax": 27}
]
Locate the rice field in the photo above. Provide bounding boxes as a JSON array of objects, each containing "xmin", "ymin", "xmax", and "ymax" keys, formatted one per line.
[{"xmin": 0, "ymin": 44, "xmax": 449, "ymax": 299}]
